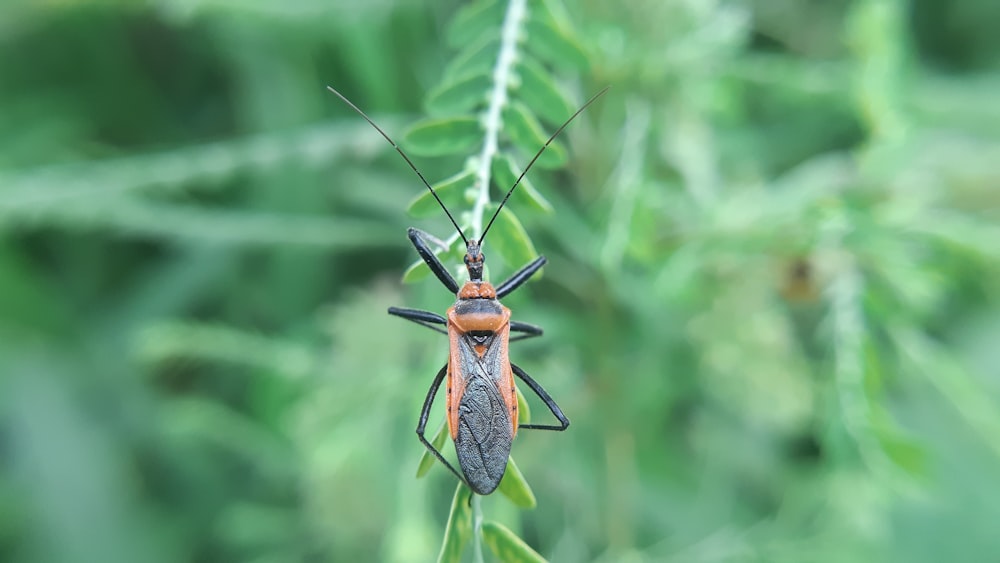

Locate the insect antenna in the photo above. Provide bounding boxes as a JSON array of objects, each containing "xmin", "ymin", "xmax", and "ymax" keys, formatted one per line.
[
  {"xmin": 478, "ymin": 86, "xmax": 610, "ymax": 245},
  {"xmin": 327, "ymin": 86, "xmax": 468, "ymax": 246}
]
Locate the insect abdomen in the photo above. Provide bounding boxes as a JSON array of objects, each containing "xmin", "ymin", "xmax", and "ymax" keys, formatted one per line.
[{"xmin": 454, "ymin": 375, "xmax": 513, "ymax": 495}]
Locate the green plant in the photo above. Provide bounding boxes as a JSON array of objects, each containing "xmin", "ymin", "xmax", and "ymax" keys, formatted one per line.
[
  {"xmin": 4, "ymin": 0, "xmax": 1000, "ymax": 561},
  {"xmin": 400, "ymin": 0, "xmax": 589, "ymax": 283},
  {"xmin": 394, "ymin": 0, "xmax": 597, "ymax": 560}
]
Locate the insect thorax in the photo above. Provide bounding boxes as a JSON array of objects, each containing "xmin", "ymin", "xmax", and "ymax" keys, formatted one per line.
[
  {"xmin": 457, "ymin": 280, "xmax": 496, "ymax": 300},
  {"xmin": 450, "ymin": 290, "xmax": 507, "ymax": 330}
]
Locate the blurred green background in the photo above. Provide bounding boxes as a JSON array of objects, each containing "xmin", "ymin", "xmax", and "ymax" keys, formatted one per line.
[{"xmin": 2, "ymin": 0, "xmax": 1000, "ymax": 561}]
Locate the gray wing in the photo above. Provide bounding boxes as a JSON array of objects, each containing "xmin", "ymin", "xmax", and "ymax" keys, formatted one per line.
[{"xmin": 452, "ymin": 334, "xmax": 512, "ymax": 495}]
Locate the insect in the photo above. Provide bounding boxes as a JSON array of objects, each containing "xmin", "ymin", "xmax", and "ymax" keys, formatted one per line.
[{"xmin": 328, "ymin": 85, "xmax": 607, "ymax": 495}]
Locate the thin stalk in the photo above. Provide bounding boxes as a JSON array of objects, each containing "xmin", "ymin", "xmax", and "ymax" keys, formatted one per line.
[
  {"xmin": 470, "ymin": 0, "xmax": 527, "ymax": 241},
  {"xmin": 821, "ymin": 208, "xmax": 892, "ymax": 478},
  {"xmin": 472, "ymin": 494, "xmax": 485, "ymax": 563}
]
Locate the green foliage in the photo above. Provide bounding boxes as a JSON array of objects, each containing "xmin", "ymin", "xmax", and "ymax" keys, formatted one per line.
[
  {"xmin": 481, "ymin": 520, "xmax": 547, "ymax": 563},
  {"xmin": 492, "ymin": 153, "xmax": 554, "ymax": 213},
  {"xmin": 402, "ymin": 2, "xmax": 585, "ymax": 557},
  {"xmin": 496, "ymin": 458, "xmax": 537, "ymax": 510},
  {"xmin": 438, "ymin": 485, "xmax": 474, "ymax": 563},
  {"xmin": 403, "ymin": 116, "xmax": 484, "ymax": 157},
  {"xmin": 483, "ymin": 207, "xmax": 539, "ymax": 274},
  {"xmin": 399, "ymin": 0, "xmax": 587, "ymax": 285},
  {"xmin": 416, "ymin": 421, "xmax": 451, "ymax": 479},
  {"xmin": 2, "ymin": 0, "xmax": 1000, "ymax": 562},
  {"xmin": 407, "ymin": 168, "xmax": 476, "ymax": 218}
]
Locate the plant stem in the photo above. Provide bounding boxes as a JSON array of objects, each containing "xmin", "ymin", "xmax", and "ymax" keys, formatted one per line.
[
  {"xmin": 822, "ymin": 208, "xmax": 890, "ymax": 477},
  {"xmin": 472, "ymin": 493, "xmax": 485, "ymax": 563},
  {"xmin": 470, "ymin": 0, "xmax": 526, "ymax": 242}
]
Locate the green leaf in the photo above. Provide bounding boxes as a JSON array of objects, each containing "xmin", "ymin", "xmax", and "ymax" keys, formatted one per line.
[
  {"xmin": 426, "ymin": 72, "xmax": 492, "ymax": 116},
  {"xmin": 492, "ymin": 154, "xmax": 554, "ymax": 214},
  {"xmin": 516, "ymin": 386, "xmax": 531, "ymax": 425},
  {"xmin": 407, "ymin": 168, "xmax": 475, "ymax": 218},
  {"xmin": 403, "ymin": 117, "xmax": 482, "ymax": 157},
  {"xmin": 483, "ymin": 207, "xmax": 538, "ymax": 272},
  {"xmin": 502, "ymin": 101, "xmax": 567, "ymax": 169},
  {"xmin": 403, "ymin": 239, "xmax": 465, "ymax": 284},
  {"xmin": 496, "ymin": 457, "xmax": 536, "ymax": 509},
  {"xmin": 445, "ymin": 35, "xmax": 501, "ymax": 81},
  {"xmin": 524, "ymin": 18, "xmax": 589, "ymax": 71},
  {"xmin": 437, "ymin": 484, "xmax": 473, "ymax": 563},
  {"xmin": 403, "ymin": 258, "xmax": 433, "ymax": 284},
  {"xmin": 416, "ymin": 420, "xmax": 450, "ymax": 478},
  {"xmin": 863, "ymin": 334, "xmax": 926, "ymax": 477},
  {"xmin": 875, "ymin": 425, "xmax": 927, "ymax": 477},
  {"xmin": 514, "ymin": 56, "xmax": 575, "ymax": 125},
  {"xmin": 446, "ymin": 0, "xmax": 503, "ymax": 48},
  {"xmin": 481, "ymin": 520, "xmax": 546, "ymax": 563}
]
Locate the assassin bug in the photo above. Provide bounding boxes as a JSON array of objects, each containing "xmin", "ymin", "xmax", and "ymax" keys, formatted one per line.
[{"xmin": 328, "ymin": 85, "xmax": 607, "ymax": 495}]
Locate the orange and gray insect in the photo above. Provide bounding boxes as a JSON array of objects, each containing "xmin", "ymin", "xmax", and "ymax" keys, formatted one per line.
[{"xmin": 328, "ymin": 85, "xmax": 607, "ymax": 494}]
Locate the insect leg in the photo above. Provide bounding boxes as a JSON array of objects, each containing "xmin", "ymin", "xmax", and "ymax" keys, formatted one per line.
[
  {"xmin": 388, "ymin": 306, "xmax": 447, "ymax": 334},
  {"xmin": 495, "ymin": 256, "xmax": 547, "ymax": 299},
  {"xmin": 509, "ymin": 320, "xmax": 543, "ymax": 342},
  {"xmin": 510, "ymin": 363, "xmax": 570, "ymax": 431},
  {"xmin": 408, "ymin": 228, "xmax": 460, "ymax": 294},
  {"xmin": 417, "ymin": 364, "xmax": 471, "ymax": 488}
]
